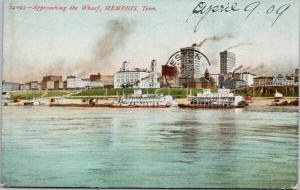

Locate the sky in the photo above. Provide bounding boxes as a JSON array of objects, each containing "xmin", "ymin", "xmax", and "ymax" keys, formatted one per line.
[{"xmin": 3, "ymin": 0, "xmax": 299, "ymax": 83}]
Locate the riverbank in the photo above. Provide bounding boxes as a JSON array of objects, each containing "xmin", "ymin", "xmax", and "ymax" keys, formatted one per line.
[
  {"xmin": 3, "ymin": 95, "xmax": 299, "ymax": 108},
  {"xmin": 251, "ymin": 97, "xmax": 298, "ymax": 107}
]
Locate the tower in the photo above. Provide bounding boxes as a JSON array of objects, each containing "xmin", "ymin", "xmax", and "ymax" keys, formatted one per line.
[
  {"xmin": 121, "ymin": 61, "xmax": 129, "ymax": 71},
  {"xmin": 204, "ymin": 68, "xmax": 210, "ymax": 80},
  {"xmin": 220, "ymin": 51, "xmax": 236, "ymax": 75},
  {"xmin": 150, "ymin": 59, "xmax": 157, "ymax": 72},
  {"xmin": 180, "ymin": 46, "xmax": 203, "ymax": 85}
]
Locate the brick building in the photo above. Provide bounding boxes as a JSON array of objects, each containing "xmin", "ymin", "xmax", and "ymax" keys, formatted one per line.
[
  {"xmin": 42, "ymin": 75, "xmax": 63, "ymax": 90},
  {"xmin": 90, "ymin": 73, "xmax": 101, "ymax": 81}
]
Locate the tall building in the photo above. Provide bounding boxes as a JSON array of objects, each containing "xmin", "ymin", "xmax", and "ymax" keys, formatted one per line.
[
  {"xmin": 179, "ymin": 47, "xmax": 206, "ymax": 86},
  {"xmin": 220, "ymin": 51, "xmax": 236, "ymax": 75}
]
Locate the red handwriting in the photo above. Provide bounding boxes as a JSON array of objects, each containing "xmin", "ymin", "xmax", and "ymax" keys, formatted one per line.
[{"xmin": 9, "ymin": 4, "xmax": 157, "ymax": 13}]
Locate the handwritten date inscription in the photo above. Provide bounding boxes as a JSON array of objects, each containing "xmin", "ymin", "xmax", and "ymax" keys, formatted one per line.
[{"xmin": 187, "ymin": 1, "xmax": 292, "ymax": 32}]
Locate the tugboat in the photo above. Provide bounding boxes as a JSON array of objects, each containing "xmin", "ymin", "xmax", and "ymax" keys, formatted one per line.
[{"xmin": 178, "ymin": 89, "xmax": 247, "ymax": 109}]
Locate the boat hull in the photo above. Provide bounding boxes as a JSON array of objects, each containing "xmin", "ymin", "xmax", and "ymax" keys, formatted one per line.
[
  {"xmin": 178, "ymin": 104, "xmax": 245, "ymax": 109},
  {"xmin": 24, "ymin": 102, "xmax": 40, "ymax": 106},
  {"xmin": 49, "ymin": 103, "xmax": 170, "ymax": 108}
]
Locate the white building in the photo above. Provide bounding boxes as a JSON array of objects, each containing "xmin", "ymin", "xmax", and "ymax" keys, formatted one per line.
[
  {"xmin": 273, "ymin": 75, "xmax": 294, "ymax": 86},
  {"xmin": 67, "ymin": 76, "xmax": 84, "ymax": 89},
  {"xmin": 114, "ymin": 60, "xmax": 160, "ymax": 89},
  {"xmin": 90, "ymin": 81, "xmax": 104, "ymax": 88},
  {"xmin": 67, "ymin": 76, "xmax": 104, "ymax": 89},
  {"xmin": 241, "ymin": 72, "xmax": 255, "ymax": 86}
]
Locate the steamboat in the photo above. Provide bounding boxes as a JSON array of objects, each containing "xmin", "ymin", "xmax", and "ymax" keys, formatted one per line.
[
  {"xmin": 50, "ymin": 90, "xmax": 173, "ymax": 108},
  {"xmin": 111, "ymin": 89, "xmax": 173, "ymax": 108},
  {"xmin": 178, "ymin": 89, "xmax": 247, "ymax": 109}
]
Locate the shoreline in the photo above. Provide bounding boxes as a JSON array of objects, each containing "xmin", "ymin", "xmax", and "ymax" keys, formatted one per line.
[
  {"xmin": 250, "ymin": 97, "xmax": 298, "ymax": 107},
  {"xmin": 3, "ymin": 96, "xmax": 299, "ymax": 108}
]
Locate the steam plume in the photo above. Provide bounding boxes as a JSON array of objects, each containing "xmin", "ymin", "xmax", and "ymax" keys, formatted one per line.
[
  {"xmin": 225, "ymin": 43, "xmax": 253, "ymax": 51},
  {"xmin": 74, "ymin": 19, "xmax": 137, "ymax": 77},
  {"xmin": 241, "ymin": 66, "xmax": 251, "ymax": 72},
  {"xmin": 233, "ymin": 65, "xmax": 243, "ymax": 74},
  {"xmin": 192, "ymin": 35, "xmax": 234, "ymax": 48},
  {"xmin": 250, "ymin": 63, "xmax": 265, "ymax": 72}
]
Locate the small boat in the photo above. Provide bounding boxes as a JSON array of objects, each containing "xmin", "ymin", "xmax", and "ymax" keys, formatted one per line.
[
  {"xmin": 268, "ymin": 90, "xmax": 298, "ymax": 106},
  {"xmin": 274, "ymin": 90, "xmax": 283, "ymax": 99},
  {"xmin": 2, "ymin": 92, "xmax": 11, "ymax": 99},
  {"xmin": 24, "ymin": 100, "xmax": 40, "ymax": 106},
  {"xmin": 178, "ymin": 89, "xmax": 247, "ymax": 109},
  {"xmin": 269, "ymin": 98, "xmax": 298, "ymax": 106},
  {"xmin": 24, "ymin": 90, "xmax": 41, "ymax": 106},
  {"xmin": 244, "ymin": 95, "xmax": 253, "ymax": 104}
]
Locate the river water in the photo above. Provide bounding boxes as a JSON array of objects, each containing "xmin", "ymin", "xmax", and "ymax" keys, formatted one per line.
[{"xmin": 1, "ymin": 106, "xmax": 298, "ymax": 188}]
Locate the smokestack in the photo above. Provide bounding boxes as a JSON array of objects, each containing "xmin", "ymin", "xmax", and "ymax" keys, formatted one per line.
[{"xmin": 232, "ymin": 65, "xmax": 243, "ymax": 76}]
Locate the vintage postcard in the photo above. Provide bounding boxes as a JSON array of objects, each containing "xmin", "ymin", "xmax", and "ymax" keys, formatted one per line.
[{"xmin": 1, "ymin": 0, "xmax": 299, "ymax": 188}]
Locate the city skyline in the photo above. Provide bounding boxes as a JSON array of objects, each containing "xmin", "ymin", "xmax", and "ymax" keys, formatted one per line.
[{"xmin": 3, "ymin": 0, "xmax": 299, "ymax": 83}]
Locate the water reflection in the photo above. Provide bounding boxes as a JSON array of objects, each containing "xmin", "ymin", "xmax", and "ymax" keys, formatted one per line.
[
  {"xmin": 215, "ymin": 123, "xmax": 237, "ymax": 152},
  {"xmin": 157, "ymin": 115, "xmax": 202, "ymax": 155}
]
